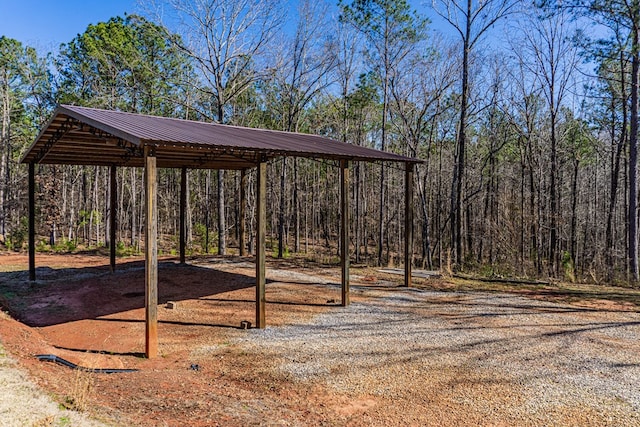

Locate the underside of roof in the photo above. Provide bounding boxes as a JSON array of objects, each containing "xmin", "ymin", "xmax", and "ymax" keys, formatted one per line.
[{"xmin": 21, "ymin": 105, "xmax": 420, "ymax": 169}]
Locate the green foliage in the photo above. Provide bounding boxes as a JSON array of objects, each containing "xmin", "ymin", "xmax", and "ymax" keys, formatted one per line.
[
  {"xmin": 193, "ymin": 223, "xmax": 206, "ymax": 252},
  {"xmin": 192, "ymin": 223, "xmax": 217, "ymax": 254},
  {"xmin": 338, "ymin": 0, "xmax": 429, "ymax": 144},
  {"xmin": 343, "ymin": 72, "xmax": 382, "ymax": 141},
  {"xmin": 56, "ymin": 14, "xmax": 193, "ymax": 115},
  {"xmin": 116, "ymin": 241, "xmax": 138, "ymax": 257},
  {"xmin": 6, "ymin": 217, "xmax": 28, "ymax": 251},
  {"xmin": 562, "ymin": 111, "xmax": 596, "ymax": 166},
  {"xmin": 77, "ymin": 209, "xmax": 102, "ymax": 228},
  {"xmin": 35, "ymin": 239, "xmax": 49, "ymax": 253},
  {"xmin": 0, "ymin": 36, "xmax": 52, "ymax": 120},
  {"xmin": 56, "ymin": 239, "xmax": 77, "ymax": 253},
  {"xmin": 35, "ymin": 238, "xmax": 78, "ymax": 253},
  {"xmin": 562, "ymin": 251, "xmax": 576, "ymax": 283},
  {"xmin": 272, "ymin": 242, "xmax": 290, "ymax": 258},
  {"xmin": 0, "ymin": 37, "xmax": 52, "ymax": 254},
  {"xmin": 339, "ymin": 0, "xmax": 429, "ymax": 48}
]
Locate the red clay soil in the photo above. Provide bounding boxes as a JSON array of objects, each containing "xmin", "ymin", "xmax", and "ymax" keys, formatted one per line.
[{"xmin": 0, "ymin": 253, "xmax": 364, "ymax": 426}]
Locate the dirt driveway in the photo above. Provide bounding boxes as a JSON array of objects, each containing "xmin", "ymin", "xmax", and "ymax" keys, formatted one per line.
[{"xmin": 0, "ymin": 253, "xmax": 639, "ymax": 426}]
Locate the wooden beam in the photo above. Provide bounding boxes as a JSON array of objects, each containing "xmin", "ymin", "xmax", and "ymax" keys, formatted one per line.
[
  {"xmin": 404, "ymin": 163, "xmax": 414, "ymax": 287},
  {"xmin": 256, "ymin": 159, "xmax": 266, "ymax": 328},
  {"xmin": 180, "ymin": 167, "xmax": 187, "ymax": 264},
  {"xmin": 28, "ymin": 163, "xmax": 36, "ymax": 282},
  {"xmin": 340, "ymin": 160, "xmax": 350, "ymax": 306},
  {"xmin": 32, "ymin": 116, "xmax": 78, "ymax": 163},
  {"xmin": 144, "ymin": 147, "xmax": 158, "ymax": 358},
  {"xmin": 109, "ymin": 165, "xmax": 117, "ymax": 272},
  {"xmin": 239, "ymin": 169, "xmax": 247, "ymax": 256}
]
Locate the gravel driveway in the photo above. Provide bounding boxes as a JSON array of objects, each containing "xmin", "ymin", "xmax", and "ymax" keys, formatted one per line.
[{"xmin": 237, "ymin": 284, "xmax": 640, "ymax": 426}]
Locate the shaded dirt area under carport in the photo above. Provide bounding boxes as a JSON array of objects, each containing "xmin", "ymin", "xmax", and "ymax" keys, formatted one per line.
[{"xmin": 0, "ymin": 253, "xmax": 640, "ymax": 426}]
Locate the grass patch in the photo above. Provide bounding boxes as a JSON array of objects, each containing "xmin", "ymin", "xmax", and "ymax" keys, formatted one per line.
[{"xmin": 63, "ymin": 369, "xmax": 95, "ymax": 412}]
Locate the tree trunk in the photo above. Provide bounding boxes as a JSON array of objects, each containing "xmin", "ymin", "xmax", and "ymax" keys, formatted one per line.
[
  {"xmin": 452, "ymin": 0, "xmax": 472, "ymax": 267},
  {"xmin": 130, "ymin": 169, "xmax": 137, "ymax": 249},
  {"xmin": 278, "ymin": 158, "xmax": 286, "ymax": 258},
  {"xmin": 218, "ymin": 170, "xmax": 226, "ymax": 255},
  {"xmin": 0, "ymin": 81, "xmax": 8, "ymax": 240},
  {"xmin": 550, "ymin": 109, "xmax": 558, "ymax": 277},
  {"xmin": 355, "ymin": 162, "xmax": 361, "ymax": 263},
  {"xmin": 294, "ymin": 158, "xmax": 300, "ymax": 253},
  {"xmin": 570, "ymin": 157, "xmax": 579, "ymax": 273},
  {"xmin": 205, "ymin": 170, "xmax": 210, "ymax": 253},
  {"xmin": 606, "ymin": 62, "xmax": 626, "ymax": 280},
  {"xmin": 629, "ymin": 21, "xmax": 639, "ymax": 282}
]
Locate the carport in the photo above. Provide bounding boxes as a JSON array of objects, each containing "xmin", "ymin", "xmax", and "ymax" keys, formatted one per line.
[{"xmin": 21, "ymin": 104, "xmax": 421, "ymax": 358}]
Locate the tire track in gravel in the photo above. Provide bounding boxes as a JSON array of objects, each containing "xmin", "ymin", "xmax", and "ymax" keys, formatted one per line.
[{"xmin": 236, "ymin": 287, "xmax": 640, "ymax": 426}]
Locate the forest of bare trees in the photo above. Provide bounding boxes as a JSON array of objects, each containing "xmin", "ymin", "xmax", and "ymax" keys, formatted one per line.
[{"xmin": 2, "ymin": 0, "xmax": 640, "ymax": 284}]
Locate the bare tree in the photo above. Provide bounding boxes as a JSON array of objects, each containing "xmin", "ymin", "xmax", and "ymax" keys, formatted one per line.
[
  {"xmin": 587, "ymin": 25, "xmax": 631, "ymax": 281},
  {"xmin": 0, "ymin": 37, "xmax": 50, "ymax": 244},
  {"xmin": 340, "ymin": 0, "xmax": 428, "ymax": 266},
  {"xmin": 267, "ymin": 0, "xmax": 337, "ymax": 257},
  {"xmin": 333, "ymin": 21, "xmax": 364, "ymax": 261},
  {"xmin": 152, "ymin": 0, "xmax": 285, "ymax": 255},
  {"xmin": 431, "ymin": 0, "xmax": 519, "ymax": 267},
  {"xmin": 512, "ymin": 8, "xmax": 580, "ymax": 276},
  {"xmin": 389, "ymin": 36, "xmax": 458, "ymax": 269},
  {"xmin": 555, "ymin": 0, "xmax": 640, "ymax": 282}
]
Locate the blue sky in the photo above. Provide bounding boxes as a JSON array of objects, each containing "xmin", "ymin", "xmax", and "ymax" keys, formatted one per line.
[
  {"xmin": 0, "ymin": 0, "xmax": 452, "ymax": 53},
  {"xmin": 0, "ymin": 0, "xmax": 139, "ymax": 50}
]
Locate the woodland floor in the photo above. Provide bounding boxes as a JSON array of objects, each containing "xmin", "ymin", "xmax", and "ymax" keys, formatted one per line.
[{"xmin": 0, "ymin": 252, "xmax": 639, "ymax": 426}]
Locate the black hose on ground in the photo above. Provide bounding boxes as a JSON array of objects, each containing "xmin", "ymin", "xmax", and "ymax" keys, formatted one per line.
[{"xmin": 36, "ymin": 354, "xmax": 138, "ymax": 374}]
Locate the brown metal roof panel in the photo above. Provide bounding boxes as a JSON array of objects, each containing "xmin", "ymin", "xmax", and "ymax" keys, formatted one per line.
[
  {"xmin": 23, "ymin": 105, "xmax": 421, "ymax": 165},
  {"xmin": 61, "ymin": 105, "xmax": 419, "ymax": 163},
  {"xmin": 62, "ymin": 105, "xmax": 241, "ymax": 146},
  {"xmin": 58, "ymin": 106, "xmax": 144, "ymax": 146},
  {"xmin": 216, "ymin": 128, "xmax": 413, "ymax": 162}
]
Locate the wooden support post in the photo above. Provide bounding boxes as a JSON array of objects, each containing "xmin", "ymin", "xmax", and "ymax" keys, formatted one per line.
[
  {"xmin": 239, "ymin": 169, "xmax": 247, "ymax": 257},
  {"xmin": 180, "ymin": 167, "xmax": 187, "ymax": 264},
  {"xmin": 256, "ymin": 159, "xmax": 266, "ymax": 328},
  {"xmin": 144, "ymin": 147, "xmax": 158, "ymax": 358},
  {"xmin": 404, "ymin": 163, "xmax": 414, "ymax": 287},
  {"xmin": 340, "ymin": 160, "xmax": 350, "ymax": 306},
  {"xmin": 28, "ymin": 163, "xmax": 36, "ymax": 282},
  {"xmin": 109, "ymin": 165, "xmax": 117, "ymax": 272}
]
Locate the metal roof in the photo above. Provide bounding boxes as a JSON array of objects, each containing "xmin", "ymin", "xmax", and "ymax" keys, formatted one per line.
[{"xmin": 21, "ymin": 105, "xmax": 421, "ymax": 169}]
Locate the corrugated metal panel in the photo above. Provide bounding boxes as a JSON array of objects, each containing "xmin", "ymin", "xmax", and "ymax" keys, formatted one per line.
[{"xmin": 21, "ymin": 105, "xmax": 421, "ymax": 167}]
